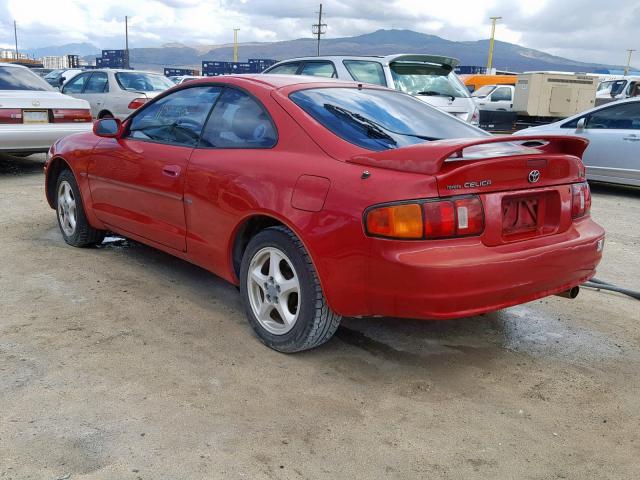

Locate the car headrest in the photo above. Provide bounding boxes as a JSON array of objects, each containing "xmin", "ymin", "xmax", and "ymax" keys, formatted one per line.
[{"xmin": 232, "ymin": 106, "xmax": 269, "ymax": 141}]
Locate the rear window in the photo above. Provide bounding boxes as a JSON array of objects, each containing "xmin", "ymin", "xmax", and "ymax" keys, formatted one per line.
[
  {"xmin": 115, "ymin": 72, "xmax": 174, "ymax": 92},
  {"xmin": 0, "ymin": 66, "xmax": 54, "ymax": 91},
  {"xmin": 390, "ymin": 62, "xmax": 470, "ymax": 99},
  {"xmin": 290, "ymin": 87, "xmax": 486, "ymax": 151}
]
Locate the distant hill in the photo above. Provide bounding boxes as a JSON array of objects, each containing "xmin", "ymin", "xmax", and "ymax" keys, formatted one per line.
[
  {"xmin": 25, "ymin": 42, "xmax": 100, "ymax": 58},
  {"xmin": 45, "ymin": 29, "xmax": 629, "ymax": 73}
]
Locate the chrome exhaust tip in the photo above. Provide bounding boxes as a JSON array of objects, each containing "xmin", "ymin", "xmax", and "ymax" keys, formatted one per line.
[{"xmin": 555, "ymin": 286, "xmax": 580, "ymax": 299}]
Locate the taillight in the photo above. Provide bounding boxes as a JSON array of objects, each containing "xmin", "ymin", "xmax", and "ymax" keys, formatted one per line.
[
  {"xmin": 366, "ymin": 203, "xmax": 424, "ymax": 239},
  {"xmin": 571, "ymin": 182, "xmax": 591, "ymax": 219},
  {"xmin": 52, "ymin": 109, "xmax": 92, "ymax": 123},
  {"xmin": 128, "ymin": 98, "xmax": 148, "ymax": 109},
  {"xmin": 365, "ymin": 196, "xmax": 484, "ymax": 240},
  {"xmin": 0, "ymin": 108, "xmax": 23, "ymax": 124}
]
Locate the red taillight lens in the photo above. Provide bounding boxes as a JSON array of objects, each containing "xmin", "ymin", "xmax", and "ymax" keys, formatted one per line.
[
  {"xmin": 128, "ymin": 98, "xmax": 148, "ymax": 109},
  {"xmin": 571, "ymin": 182, "xmax": 591, "ymax": 218},
  {"xmin": 365, "ymin": 196, "xmax": 484, "ymax": 240},
  {"xmin": 0, "ymin": 108, "xmax": 23, "ymax": 124},
  {"xmin": 424, "ymin": 201, "xmax": 456, "ymax": 238},
  {"xmin": 52, "ymin": 109, "xmax": 92, "ymax": 123},
  {"xmin": 425, "ymin": 197, "xmax": 484, "ymax": 239}
]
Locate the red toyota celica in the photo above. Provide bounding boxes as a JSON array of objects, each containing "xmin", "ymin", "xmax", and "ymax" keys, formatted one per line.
[{"xmin": 44, "ymin": 75, "xmax": 605, "ymax": 352}]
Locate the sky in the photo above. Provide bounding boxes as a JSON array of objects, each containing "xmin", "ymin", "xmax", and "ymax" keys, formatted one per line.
[{"xmin": 0, "ymin": 0, "xmax": 638, "ymax": 66}]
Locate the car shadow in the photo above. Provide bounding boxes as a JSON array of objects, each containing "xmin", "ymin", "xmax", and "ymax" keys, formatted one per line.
[
  {"xmin": 0, "ymin": 153, "xmax": 46, "ymax": 176},
  {"xmin": 589, "ymin": 181, "xmax": 640, "ymax": 198}
]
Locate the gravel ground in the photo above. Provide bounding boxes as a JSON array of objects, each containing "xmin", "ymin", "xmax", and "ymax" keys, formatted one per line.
[{"xmin": 1, "ymin": 153, "xmax": 638, "ymax": 480}]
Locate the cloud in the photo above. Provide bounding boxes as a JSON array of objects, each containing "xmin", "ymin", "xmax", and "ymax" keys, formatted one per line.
[{"xmin": 0, "ymin": 0, "xmax": 637, "ymax": 66}]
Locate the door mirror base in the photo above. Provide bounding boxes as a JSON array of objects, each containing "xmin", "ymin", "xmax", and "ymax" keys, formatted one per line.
[{"xmin": 93, "ymin": 118, "xmax": 122, "ymax": 138}]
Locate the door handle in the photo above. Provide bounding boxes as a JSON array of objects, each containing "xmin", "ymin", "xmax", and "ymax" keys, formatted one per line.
[
  {"xmin": 623, "ymin": 135, "xmax": 640, "ymax": 142},
  {"xmin": 162, "ymin": 165, "xmax": 182, "ymax": 177}
]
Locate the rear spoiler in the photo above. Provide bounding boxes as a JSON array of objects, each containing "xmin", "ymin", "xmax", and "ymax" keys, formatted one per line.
[{"xmin": 347, "ymin": 135, "xmax": 589, "ymax": 175}]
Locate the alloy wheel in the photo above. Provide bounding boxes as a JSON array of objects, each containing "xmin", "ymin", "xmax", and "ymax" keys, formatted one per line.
[
  {"xmin": 57, "ymin": 180, "xmax": 77, "ymax": 237},
  {"xmin": 247, "ymin": 247, "xmax": 301, "ymax": 335}
]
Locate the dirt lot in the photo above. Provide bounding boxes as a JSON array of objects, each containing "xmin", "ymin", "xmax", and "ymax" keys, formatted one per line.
[{"xmin": 1, "ymin": 153, "xmax": 639, "ymax": 480}]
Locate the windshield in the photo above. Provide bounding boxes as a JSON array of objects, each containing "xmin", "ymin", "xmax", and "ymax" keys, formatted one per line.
[
  {"xmin": 389, "ymin": 62, "xmax": 470, "ymax": 99},
  {"xmin": 0, "ymin": 66, "xmax": 55, "ymax": 91},
  {"xmin": 471, "ymin": 85, "xmax": 496, "ymax": 98},
  {"xmin": 290, "ymin": 87, "xmax": 486, "ymax": 152},
  {"xmin": 115, "ymin": 72, "xmax": 174, "ymax": 92}
]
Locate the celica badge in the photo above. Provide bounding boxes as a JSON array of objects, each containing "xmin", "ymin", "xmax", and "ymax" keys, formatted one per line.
[{"xmin": 528, "ymin": 170, "xmax": 541, "ymax": 183}]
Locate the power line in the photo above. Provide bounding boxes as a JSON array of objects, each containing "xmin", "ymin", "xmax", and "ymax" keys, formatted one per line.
[{"xmin": 311, "ymin": 3, "xmax": 327, "ymax": 56}]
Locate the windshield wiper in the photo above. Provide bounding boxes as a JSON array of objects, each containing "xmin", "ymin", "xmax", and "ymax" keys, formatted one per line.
[
  {"xmin": 325, "ymin": 104, "xmax": 441, "ymax": 143},
  {"xmin": 416, "ymin": 91, "xmax": 456, "ymax": 102},
  {"xmin": 325, "ymin": 104, "xmax": 397, "ymax": 146}
]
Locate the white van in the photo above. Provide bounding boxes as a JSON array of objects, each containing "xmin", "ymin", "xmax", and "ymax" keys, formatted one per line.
[
  {"xmin": 596, "ymin": 76, "xmax": 640, "ymax": 105},
  {"xmin": 263, "ymin": 54, "xmax": 479, "ymax": 125}
]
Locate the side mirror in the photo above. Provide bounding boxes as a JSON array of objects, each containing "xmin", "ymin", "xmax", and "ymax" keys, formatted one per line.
[
  {"xmin": 576, "ymin": 117, "xmax": 586, "ymax": 131},
  {"xmin": 93, "ymin": 118, "xmax": 122, "ymax": 138}
]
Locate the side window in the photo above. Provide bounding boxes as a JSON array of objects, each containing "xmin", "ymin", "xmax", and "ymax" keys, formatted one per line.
[
  {"xmin": 300, "ymin": 61, "xmax": 336, "ymax": 78},
  {"xmin": 265, "ymin": 62, "xmax": 301, "ymax": 75},
  {"xmin": 343, "ymin": 60, "xmax": 387, "ymax": 86},
  {"xmin": 200, "ymin": 88, "xmax": 277, "ymax": 148},
  {"xmin": 491, "ymin": 86, "xmax": 512, "ymax": 102},
  {"xmin": 127, "ymin": 86, "xmax": 222, "ymax": 146},
  {"xmin": 587, "ymin": 102, "xmax": 640, "ymax": 130},
  {"xmin": 62, "ymin": 73, "xmax": 91, "ymax": 94},
  {"xmin": 84, "ymin": 72, "xmax": 109, "ymax": 93},
  {"xmin": 561, "ymin": 116, "xmax": 584, "ymax": 128}
]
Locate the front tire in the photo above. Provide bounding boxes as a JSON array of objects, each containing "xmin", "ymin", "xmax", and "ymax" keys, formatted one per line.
[
  {"xmin": 240, "ymin": 226, "xmax": 341, "ymax": 353},
  {"xmin": 55, "ymin": 169, "xmax": 105, "ymax": 247}
]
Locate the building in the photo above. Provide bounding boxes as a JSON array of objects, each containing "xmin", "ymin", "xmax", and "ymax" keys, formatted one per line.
[
  {"xmin": 41, "ymin": 55, "xmax": 80, "ymax": 70},
  {"xmin": 0, "ymin": 50, "xmax": 29, "ymax": 60}
]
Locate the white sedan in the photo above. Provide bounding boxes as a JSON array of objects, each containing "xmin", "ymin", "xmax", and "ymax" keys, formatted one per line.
[
  {"xmin": 0, "ymin": 64, "xmax": 93, "ymax": 155},
  {"xmin": 513, "ymin": 98, "xmax": 640, "ymax": 187}
]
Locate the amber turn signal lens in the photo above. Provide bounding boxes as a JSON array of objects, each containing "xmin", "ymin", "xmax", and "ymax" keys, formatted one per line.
[{"xmin": 366, "ymin": 203, "xmax": 423, "ymax": 239}]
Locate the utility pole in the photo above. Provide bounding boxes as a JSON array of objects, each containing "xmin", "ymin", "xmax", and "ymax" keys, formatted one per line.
[
  {"xmin": 624, "ymin": 49, "xmax": 636, "ymax": 76},
  {"xmin": 125, "ymin": 16, "xmax": 130, "ymax": 69},
  {"xmin": 312, "ymin": 3, "xmax": 327, "ymax": 56},
  {"xmin": 486, "ymin": 16, "xmax": 502, "ymax": 73},
  {"xmin": 14, "ymin": 20, "xmax": 19, "ymax": 59},
  {"xmin": 233, "ymin": 28, "xmax": 240, "ymax": 63}
]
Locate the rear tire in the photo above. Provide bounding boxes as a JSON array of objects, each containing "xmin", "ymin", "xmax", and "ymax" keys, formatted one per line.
[
  {"xmin": 98, "ymin": 111, "xmax": 114, "ymax": 119},
  {"xmin": 55, "ymin": 169, "xmax": 105, "ymax": 247},
  {"xmin": 240, "ymin": 226, "xmax": 341, "ymax": 353}
]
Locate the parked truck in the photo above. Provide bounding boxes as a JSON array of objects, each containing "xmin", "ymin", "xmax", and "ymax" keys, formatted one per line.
[{"xmin": 473, "ymin": 72, "xmax": 598, "ymax": 132}]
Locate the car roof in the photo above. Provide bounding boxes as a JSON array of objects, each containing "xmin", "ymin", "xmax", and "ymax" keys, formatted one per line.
[
  {"xmin": 267, "ymin": 54, "xmax": 460, "ymax": 67},
  {"xmin": 189, "ymin": 73, "xmax": 365, "ymax": 90},
  {"xmin": 0, "ymin": 63, "xmax": 27, "ymax": 69}
]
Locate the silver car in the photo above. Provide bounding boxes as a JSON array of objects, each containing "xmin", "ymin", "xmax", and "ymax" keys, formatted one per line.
[
  {"xmin": 263, "ymin": 54, "xmax": 479, "ymax": 124},
  {"xmin": 61, "ymin": 69, "xmax": 174, "ymax": 120},
  {"xmin": 513, "ymin": 98, "xmax": 640, "ymax": 187}
]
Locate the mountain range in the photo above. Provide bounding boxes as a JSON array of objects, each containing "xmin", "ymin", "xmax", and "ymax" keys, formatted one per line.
[{"xmin": 25, "ymin": 29, "xmax": 629, "ymax": 73}]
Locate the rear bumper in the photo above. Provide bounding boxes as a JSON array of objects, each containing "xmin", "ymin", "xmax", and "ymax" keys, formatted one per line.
[
  {"xmin": 0, "ymin": 123, "xmax": 93, "ymax": 152},
  {"xmin": 362, "ymin": 217, "xmax": 605, "ymax": 320}
]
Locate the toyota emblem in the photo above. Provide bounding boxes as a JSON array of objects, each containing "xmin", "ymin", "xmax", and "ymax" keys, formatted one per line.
[{"xmin": 528, "ymin": 170, "xmax": 541, "ymax": 183}]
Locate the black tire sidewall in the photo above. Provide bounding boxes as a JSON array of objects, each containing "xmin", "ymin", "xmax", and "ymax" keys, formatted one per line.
[{"xmin": 239, "ymin": 228, "xmax": 320, "ymax": 352}]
